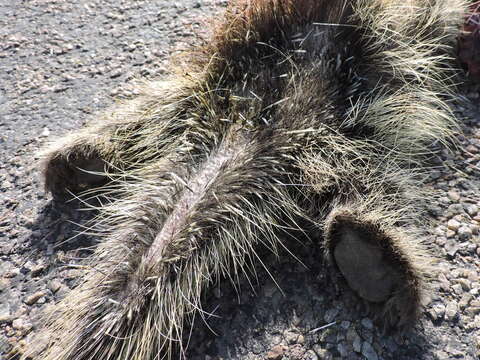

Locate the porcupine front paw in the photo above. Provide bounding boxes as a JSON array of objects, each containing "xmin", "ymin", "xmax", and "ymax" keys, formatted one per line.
[
  {"xmin": 325, "ymin": 210, "xmax": 425, "ymax": 329},
  {"xmin": 43, "ymin": 142, "xmax": 108, "ymax": 199}
]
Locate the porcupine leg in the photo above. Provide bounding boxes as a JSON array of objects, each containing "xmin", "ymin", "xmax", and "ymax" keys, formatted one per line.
[
  {"xmin": 43, "ymin": 117, "xmax": 148, "ymax": 199},
  {"xmin": 300, "ymin": 137, "xmax": 430, "ymax": 327},
  {"xmin": 43, "ymin": 81, "xmax": 192, "ymax": 199},
  {"xmin": 323, "ymin": 204, "xmax": 428, "ymax": 328}
]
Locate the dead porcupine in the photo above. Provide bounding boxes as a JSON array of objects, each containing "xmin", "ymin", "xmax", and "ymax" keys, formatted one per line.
[{"xmin": 25, "ymin": 0, "xmax": 467, "ymax": 359}]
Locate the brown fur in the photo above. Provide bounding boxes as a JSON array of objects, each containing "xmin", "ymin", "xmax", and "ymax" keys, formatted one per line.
[{"xmin": 25, "ymin": 1, "xmax": 467, "ymax": 359}]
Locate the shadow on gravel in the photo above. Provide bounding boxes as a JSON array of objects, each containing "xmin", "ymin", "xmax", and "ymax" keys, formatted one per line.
[
  {"xmin": 185, "ymin": 237, "xmax": 436, "ymax": 360},
  {"xmin": 24, "ymin": 199, "xmax": 98, "ymax": 255},
  {"xmin": 14, "ymin": 203, "xmax": 438, "ymax": 360},
  {"xmin": 13, "ymin": 199, "xmax": 100, "ymax": 302},
  {"xmin": 0, "ymin": 199, "xmax": 99, "ymax": 359}
]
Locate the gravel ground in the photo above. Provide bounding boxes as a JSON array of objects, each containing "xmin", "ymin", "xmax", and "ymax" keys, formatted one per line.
[{"xmin": 0, "ymin": 1, "xmax": 479, "ymax": 359}]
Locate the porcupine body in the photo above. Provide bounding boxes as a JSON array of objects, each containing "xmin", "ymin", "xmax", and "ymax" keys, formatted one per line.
[{"xmin": 26, "ymin": 0, "xmax": 467, "ymax": 359}]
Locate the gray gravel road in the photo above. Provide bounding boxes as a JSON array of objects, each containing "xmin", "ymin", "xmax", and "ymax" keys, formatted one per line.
[{"xmin": 1, "ymin": 1, "xmax": 479, "ymax": 359}]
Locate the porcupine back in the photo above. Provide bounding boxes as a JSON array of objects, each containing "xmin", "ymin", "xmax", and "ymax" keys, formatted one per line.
[{"xmin": 27, "ymin": 1, "xmax": 466, "ymax": 360}]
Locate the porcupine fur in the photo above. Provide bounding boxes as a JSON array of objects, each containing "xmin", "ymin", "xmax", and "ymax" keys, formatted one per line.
[{"xmin": 25, "ymin": 0, "xmax": 467, "ymax": 359}]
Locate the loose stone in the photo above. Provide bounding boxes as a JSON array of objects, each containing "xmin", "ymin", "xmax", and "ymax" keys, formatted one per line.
[
  {"xmin": 447, "ymin": 219, "xmax": 461, "ymax": 232},
  {"xmin": 361, "ymin": 341, "xmax": 378, "ymax": 360},
  {"xmin": 24, "ymin": 291, "xmax": 45, "ymax": 305},
  {"xmin": 447, "ymin": 191, "xmax": 461, "ymax": 202},
  {"xmin": 458, "ymin": 226, "xmax": 473, "ymax": 241}
]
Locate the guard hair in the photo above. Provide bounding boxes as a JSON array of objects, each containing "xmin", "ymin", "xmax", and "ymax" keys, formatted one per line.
[{"xmin": 26, "ymin": 0, "xmax": 467, "ymax": 359}]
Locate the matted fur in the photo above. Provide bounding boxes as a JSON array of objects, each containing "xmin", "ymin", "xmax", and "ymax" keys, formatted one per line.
[{"xmin": 26, "ymin": 0, "xmax": 467, "ymax": 359}]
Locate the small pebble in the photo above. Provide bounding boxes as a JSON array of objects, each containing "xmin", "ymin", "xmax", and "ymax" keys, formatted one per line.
[
  {"xmin": 466, "ymin": 144, "xmax": 479, "ymax": 153},
  {"xmin": 266, "ymin": 345, "xmax": 285, "ymax": 360},
  {"xmin": 284, "ymin": 331, "xmax": 298, "ymax": 345},
  {"xmin": 313, "ymin": 346, "xmax": 332, "ymax": 360},
  {"xmin": 436, "ymin": 236, "xmax": 447, "ymax": 246},
  {"xmin": 438, "ymin": 273, "xmax": 450, "ymax": 291},
  {"xmin": 30, "ymin": 264, "xmax": 47, "ymax": 277},
  {"xmin": 466, "ymin": 204, "xmax": 478, "ymax": 217},
  {"xmin": 459, "ymin": 293, "xmax": 473, "ymax": 309},
  {"xmin": 3, "ymin": 268, "xmax": 20, "ymax": 278},
  {"xmin": 353, "ymin": 335, "xmax": 362, "ymax": 353},
  {"xmin": 445, "ymin": 240, "xmax": 459, "ymax": 257},
  {"xmin": 447, "ymin": 219, "xmax": 461, "ymax": 232},
  {"xmin": 337, "ymin": 342, "xmax": 348, "ymax": 357},
  {"xmin": 452, "ymin": 284, "xmax": 463, "ymax": 295},
  {"xmin": 471, "ymin": 225, "xmax": 479, "ymax": 235},
  {"xmin": 458, "ymin": 226, "xmax": 473, "ymax": 241},
  {"xmin": 12, "ymin": 318, "xmax": 25, "ymax": 330},
  {"xmin": 324, "ymin": 308, "xmax": 339, "ymax": 323},
  {"xmin": 41, "ymin": 127, "xmax": 50, "ymax": 137},
  {"xmin": 457, "ymin": 278, "xmax": 471, "ymax": 292},
  {"xmin": 340, "ymin": 321, "xmax": 350, "ymax": 330},
  {"xmin": 361, "ymin": 341, "xmax": 378, "ymax": 360},
  {"xmin": 0, "ymin": 278, "xmax": 9, "ymax": 292},
  {"xmin": 361, "ymin": 318, "xmax": 374, "ymax": 330},
  {"xmin": 0, "ymin": 314, "xmax": 13, "ymax": 324},
  {"xmin": 446, "ymin": 229, "xmax": 456, "ymax": 238},
  {"xmin": 447, "ymin": 191, "xmax": 460, "ymax": 202},
  {"xmin": 48, "ymin": 280, "xmax": 62, "ymax": 293},
  {"xmin": 24, "ymin": 291, "xmax": 45, "ymax": 305},
  {"xmin": 431, "ymin": 303, "xmax": 446, "ymax": 320},
  {"xmin": 445, "ymin": 302, "xmax": 458, "ymax": 320}
]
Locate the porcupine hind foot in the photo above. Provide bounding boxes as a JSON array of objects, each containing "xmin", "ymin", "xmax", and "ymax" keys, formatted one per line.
[{"xmin": 325, "ymin": 209, "xmax": 428, "ymax": 329}]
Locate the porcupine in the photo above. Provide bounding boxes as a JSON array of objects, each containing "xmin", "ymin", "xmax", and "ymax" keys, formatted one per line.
[{"xmin": 25, "ymin": 0, "xmax": 467, "ymax": 359}]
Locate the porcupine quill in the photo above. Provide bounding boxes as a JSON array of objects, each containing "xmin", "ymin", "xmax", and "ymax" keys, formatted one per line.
[{"xmin": 24, "ymin": 1, "xmax": 467, "ymax": 359}]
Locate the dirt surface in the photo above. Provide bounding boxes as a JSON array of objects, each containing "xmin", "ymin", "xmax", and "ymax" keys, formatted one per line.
[{"xmin": 1, "ymin": 1, "xmax": 479, "ymax": 359}]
